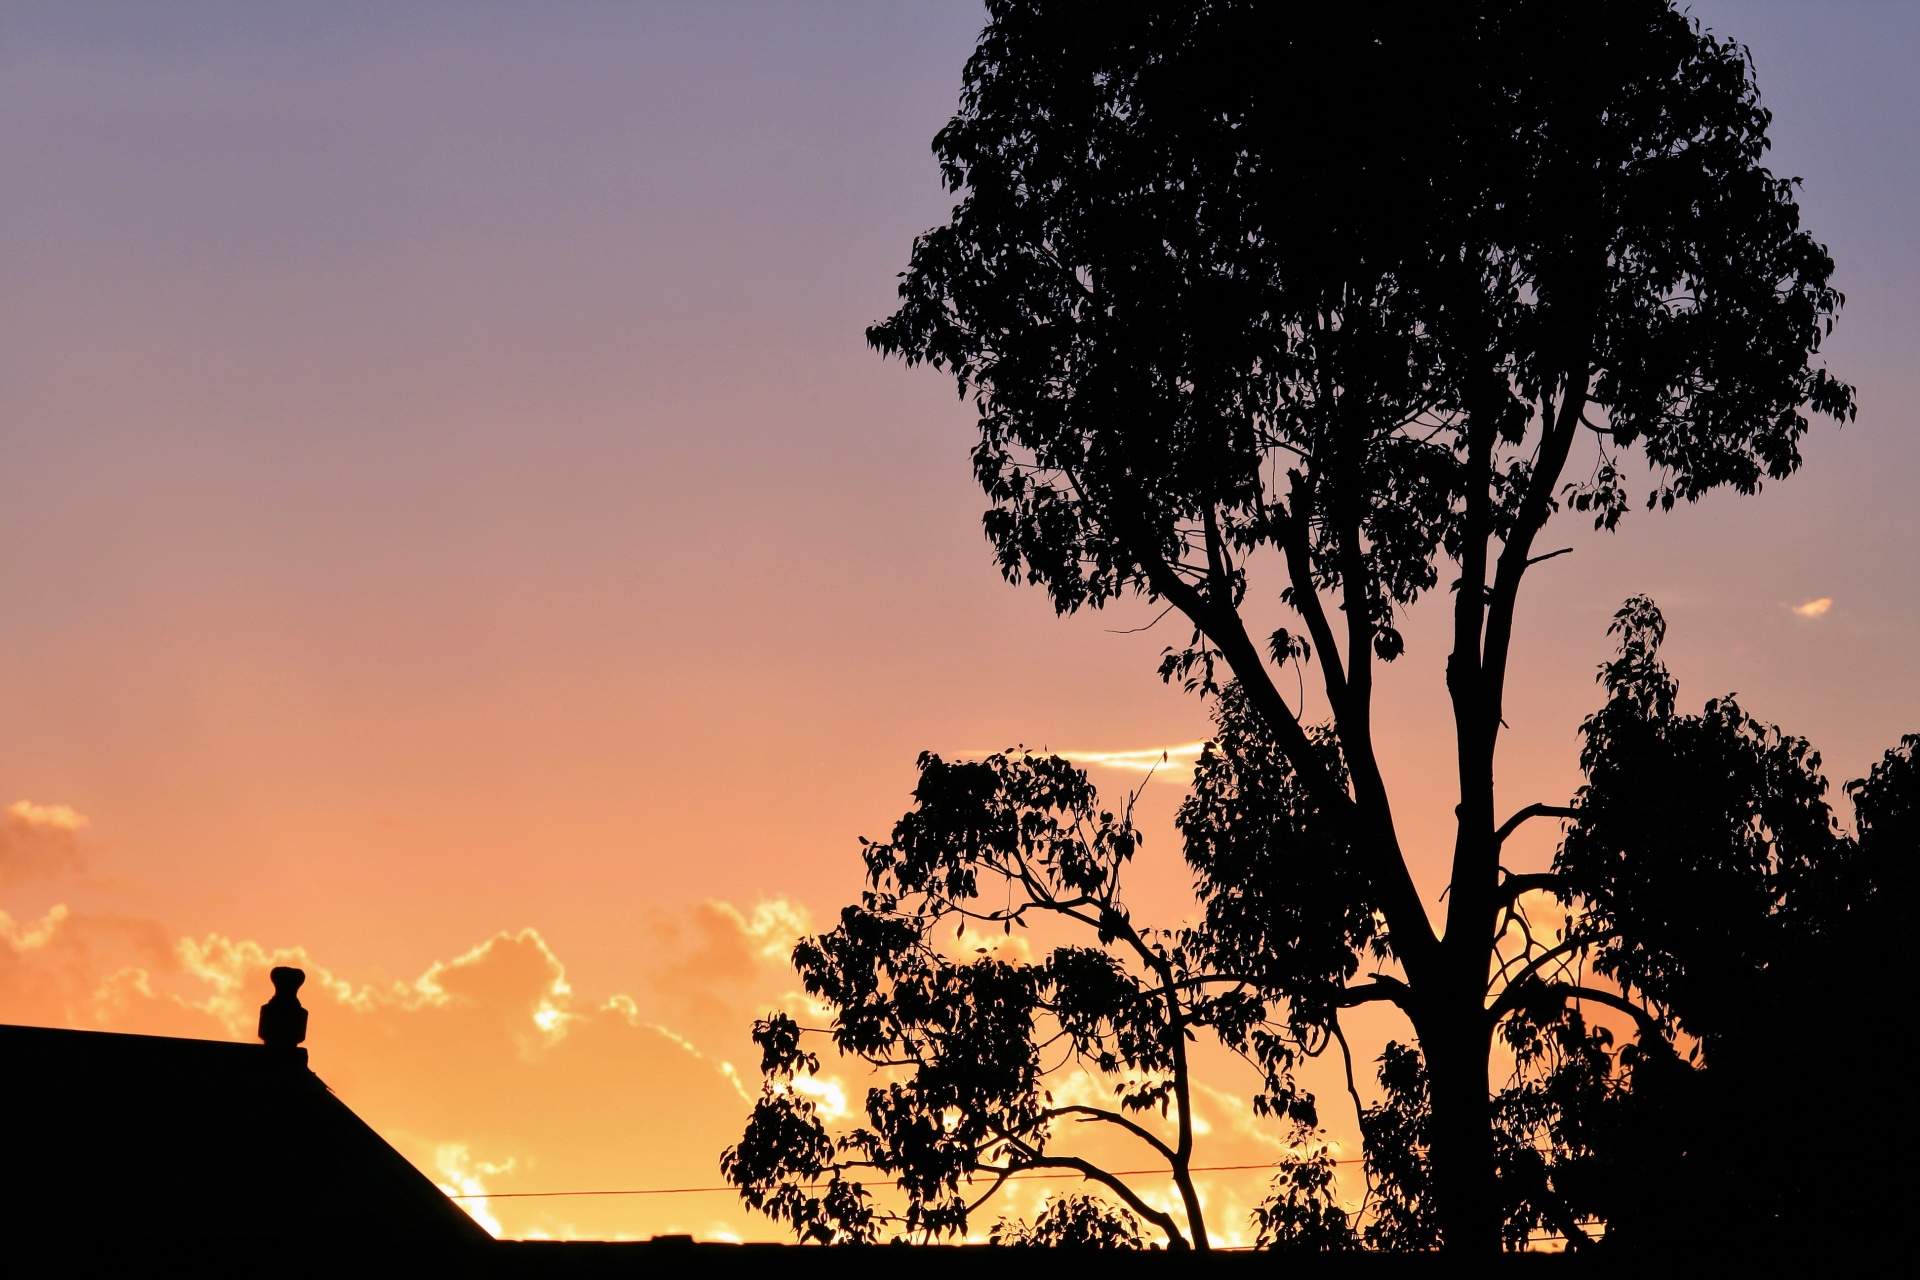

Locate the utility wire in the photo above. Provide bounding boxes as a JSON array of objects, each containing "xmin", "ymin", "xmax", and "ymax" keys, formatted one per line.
[
  {"xmin": 451, "ymin": 1160, "xmax": 1364, "ymax": 1200},
  {"xmin": 452, "ymin": 1175, "xmax": 1604, "ymax": 1252}
]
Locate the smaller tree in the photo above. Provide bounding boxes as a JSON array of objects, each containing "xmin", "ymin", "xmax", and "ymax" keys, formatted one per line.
[
  {"xmin": 989, "ymin": 1195, "xmax": 1147, "ymax": 1249},
  {"xmin": 720, "ymin": 751, "xmax": 1339, "ymax": 1249},
  {"xmin": 1191, "ymin": 597, "xmax": 1914, "ymax": 1250},
  {"xmin": 1540, "ymin": 599, "xmax": 1920, "ymax": 1246},
  {"xmin": 1251, "ymin": 1134, "xmax": 1357, "ymax": 1252}
]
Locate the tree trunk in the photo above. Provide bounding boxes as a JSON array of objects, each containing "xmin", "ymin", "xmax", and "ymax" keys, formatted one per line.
[{"xmin": 1420, "ymin": 994, "xmax": 1499, "ymax": 1254}]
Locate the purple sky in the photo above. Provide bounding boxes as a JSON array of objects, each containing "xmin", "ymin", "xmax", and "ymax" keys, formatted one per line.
[{"xmin": 3, "ymin": 0, "xmax": 1916, "ymax": 988}]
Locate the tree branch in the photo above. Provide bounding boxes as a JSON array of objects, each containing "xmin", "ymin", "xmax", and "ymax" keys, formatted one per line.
[
  {"xmin": 1496, "ymin": 871, "xmax": 1572, "ymax": 908},
  {"xmin": 1335, "ymin": 976, "xmax": 1414, "ymax": 1010},
  {"xmin": 1278, "ymin": 471, "xmax": 1348, "ymax": 709},
  {"xmin": 1046, "ymin": 1104, "xmax": 1179, "ymax": 1167},
  {"xmin": 1089, "ymin": 475, "xmax": 1435, "ymax": 978},
  {"xmin": 1544, "ymin": 982, "xmax": 1663, "ymax": 1041},
  {"xmin": 1494, "ymin": 804, "xmax": 1579, "ymax": 847},
  {"xmin": 1481, "ymin": 367, "xmax": 1592, "ymax": 769},
  {"xmin": 1449, "ymin": 363, "xmax": 1593, "ymax": 958},
  {"xmin": 1487, "ymin": 932, "xmax": 1613, "ymax": 1006},
  {"xmin": 992, "ymin": 1145, "xmax": 1188, "ymax": 1249},
  {"xmin": 961, "ymin": 1167, "xmax": 1014, "ymax": 1217},
  {"xmin": 1329, "ymin": 1016, "xmax": 1378, "ymax": 1226}
]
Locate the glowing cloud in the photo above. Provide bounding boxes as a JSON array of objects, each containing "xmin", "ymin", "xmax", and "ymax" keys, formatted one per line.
[
  {"xmin": 1057, "ymin": 743, "xmax": 1207, "ymax": 773},
  {"xmin": 1, "ymin": 801, "xmax": 90, "ymax": 885},
  {"xmin": 1791, "ymin": 597, "xmax": 1833, "ymax": 617},
  {"xmin": 433, "ymin": 1144, "xmax": 512, "ymax": 1237},
  {"xmin": 961, "ymin": 744, "xmax": 1210, "ymax": 784},
  {"xmin": 0, "ymin": 900, "xmax": 808, "ymax": 1241},
  {"xmin": 5, "ymin": 801, "xmax": 90, "ymax": 833}
]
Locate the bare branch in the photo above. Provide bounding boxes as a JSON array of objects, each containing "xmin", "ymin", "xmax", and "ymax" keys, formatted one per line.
[
  {"xmin": 1495, "ymin": 804, "xmax": 1579, "ymax": 847},
  {"xmin": 1487, "ymin": 932, "xmax": 1614, "ymax": 1007},
  {"xmin": 1046, "ymin": 1104, "xmax": 1179, "ymax": 1166},
  {"xmin": 1329, "ymin": 1017, "xmax": 1378, "ymax": 1224},
  {"xmin": 1497, "ymin": 871, "xmax": 1572, "ymax": 908},
  {"xmin": 961, "ymin": 1166, "xmax": 1014, "ymax": 1216},
  {"xmin": 992, "ymin": 1139, "xmax": 1189, "ymax": 1250},
  {"xmin": 1277, "ymin": 471, "xmax": 1348, "ymax": 708},
  {"xmin": 1335, "ymin": 976, "xmax": 1414, "ymax": 1010},
  {"xmin": 1105, "ymin": 603, "xmax": 1178, "ymax": 635},
  {"xmin": 1546, "ymin": 982, "xmax": 1664, "ymax": 1040}
]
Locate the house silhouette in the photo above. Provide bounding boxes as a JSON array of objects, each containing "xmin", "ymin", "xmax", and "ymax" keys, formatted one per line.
[
  {"xmin": 0, "ymin": 967, "xmax": 490, "ymax": 1254},
  {"xmin": 2, "ymin": 973, "xmax": 1398, "ymax": 1271}
]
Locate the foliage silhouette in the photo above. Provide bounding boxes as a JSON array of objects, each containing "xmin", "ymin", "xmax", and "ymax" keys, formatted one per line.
[
  {"xmin": 1249, "ymin": 1131, "xmax": 1355, "ymax": 1252},
  {"xmin": 1311, "ymin": 600, "xmax": 1920, "ymax": 1249},
  {"xmin": 989, "ymin": 1194, "xmax": 1147, "ymax": 1249},
  {"xmin": 720, "ymin": 751, "xmax": 1346, "ymax": 1249},
  {"xmin": 1534, "ymin": 600, "xmax": 1919, "ymax": 1247},
  {"xmin": 850, "ymin": 0, "xmax": 1854, "ymax": 1251},
  {"xmin": 726, "ymin": 600, "xmax": 1916, "ymax": 1247}
]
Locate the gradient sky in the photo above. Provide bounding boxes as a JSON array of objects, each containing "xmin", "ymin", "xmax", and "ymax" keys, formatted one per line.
[{"xmin": 4, "ymin": 0, "xmax": 1917, "ymax": 1243}]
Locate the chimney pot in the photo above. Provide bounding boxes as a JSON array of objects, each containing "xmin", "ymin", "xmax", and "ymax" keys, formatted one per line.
[{"xmin": 258, "ymin": 966, "xmax": 309, "ymax": 1059}]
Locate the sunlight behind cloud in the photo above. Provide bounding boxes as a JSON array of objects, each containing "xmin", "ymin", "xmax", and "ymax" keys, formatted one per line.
[
  {"xmin": 0, "ymin": 895, "xmax": 814, "ymax": 1241},
  {"xmin": 1791, "ymin": 597, "xmax": 1833, "ymax": 617},
  {"xmin": 1057, "ymin": 743, "xmax": 1208, "ymax": 776},
  {"xmin": 789, "ymin": 1074, "xmax": 850, "ymax": 1121},
  {"xmin": 433, "ymin": 1143, "xmax": 511, "ymax": 1237},
  {"xmin": 5, "ymin": 801, "xmax": 90, "ymax": 833},
  {"xmin": 959, "ymin": 743, "xmax": 1209, "ymax": 784}
]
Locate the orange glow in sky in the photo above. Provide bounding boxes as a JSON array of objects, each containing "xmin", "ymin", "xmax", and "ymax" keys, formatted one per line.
[{"xmin": 4, "ymin": 0, "xmax": 1918, "ymax": 1242}]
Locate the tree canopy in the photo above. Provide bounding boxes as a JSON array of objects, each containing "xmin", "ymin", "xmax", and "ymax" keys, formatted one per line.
[
  {"xmin": 721, "ymin": 751, "xmax": 1333, "ymax": 1249},
  {"xmin": 726, "ymin": 606, "xmax": 1917, "ymax": 1249},
  {"xmin": 725, "ymin": 0, "xmax": 1891, "ymax": 1253}
]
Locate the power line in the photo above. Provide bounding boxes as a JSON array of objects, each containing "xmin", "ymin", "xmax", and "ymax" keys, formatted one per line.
[
  {"xmin": 450, "ymin": 1160, "xmax": 1365, "ymax": 1200},
  {"xmin": 451, "ymin": 1176, "xmax": 1604, "ymax": 1252}
]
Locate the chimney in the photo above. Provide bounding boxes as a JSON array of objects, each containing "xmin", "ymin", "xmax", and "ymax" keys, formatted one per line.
[{"xmin": 258, "ymin": 966, "xmax": 310, "ymax": 1065}]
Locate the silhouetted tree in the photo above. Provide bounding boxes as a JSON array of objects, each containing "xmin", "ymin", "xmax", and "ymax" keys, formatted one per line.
[
  {"xmin": 859, "ymin": 0, "xmax": 1852, "ymax": 1251},
  {"xmin": 728, "ymin": 603, "xmax": 1915, "ymax": 1247},
  {"xmin": 990, "ymin": 1194, "xmax": 1147, "ymax": 1249},
  {"xmin": 720, "ymin": 752, "xmax": 1347, "ymax": 1248},
  {"xmin": 1531, "ymin": 599, "xmax": 1920, "ymax": 1247}
]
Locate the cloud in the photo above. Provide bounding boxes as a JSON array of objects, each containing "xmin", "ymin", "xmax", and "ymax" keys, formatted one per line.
[
  {"xmin": 929, "ymin": 1063, "xmax": 1349, "ymax": 1248},
  {"xmin": 6, "ymin": 801, "xmax": 89, "ymax": 833},
  {"xmin": 1057, "ymin": 743, "xmax": 1208, "ymax": 776},
  {"xmin": 1, "ymin": 903, "xmax": 189, "ymax": 1033},
  {"xmin": 1790, "ymin": 597, "xmax": 1833, "ymax": 618},
  {"xmin": 0, "ymin": 899, "xmax": 804, "ymax": 1241},
  {"xmin": 2, "ymin": 800, "xmax": 90, "ymax": 884},
  {"xmin": 2, "ymin": 836, "xmax": 1323, "ymax": 1245},
  {"xmin": 960, "ymin": 744, "xmax": 1210, "ymax": 785},
  {"xmin": 934, "ymin": 919, "xmax": 1033, "ymax": 965},
  {"xmin": 640, "ymin": 897, "xmax": 813, "ymax": 1064}
]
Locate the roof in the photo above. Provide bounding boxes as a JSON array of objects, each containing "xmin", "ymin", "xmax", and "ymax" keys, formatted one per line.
[{"xmin": 0, "ymin": 1021, "xmax": 491, "ymax": 1250}]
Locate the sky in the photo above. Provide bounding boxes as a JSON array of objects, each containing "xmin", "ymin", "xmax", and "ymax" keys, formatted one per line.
[{"xmin": 3, "ymin": 0, "xmax": 1917, "ymax": 1244}]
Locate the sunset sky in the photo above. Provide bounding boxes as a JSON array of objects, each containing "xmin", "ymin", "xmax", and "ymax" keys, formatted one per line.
[{"xmin": 4, "ymin": 1, "xmax": 1918, "ymax": 1243}]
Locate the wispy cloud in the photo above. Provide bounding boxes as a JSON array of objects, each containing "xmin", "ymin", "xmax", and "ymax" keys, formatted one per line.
[
  {"xmin": 958, "ymin": 743, "xmax": 1210, "ymax": 784},
  {"xmin": 6, "ymin": 801, "xmax": 89, "ymax": 833},
  {"xmin": 1790, "ymin": 597, "xmax": 1834, "ymax": 618},
  {"xmin": 1054, "ymin": 743, "xmax": 1208, "ymax": 785},
  {"xmin": 1055, "ymin": 743, "xmax": 1208, "ymax": 773}
]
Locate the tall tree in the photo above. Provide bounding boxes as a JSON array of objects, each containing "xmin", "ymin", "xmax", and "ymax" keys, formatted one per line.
[
  {"xmin": 727, "ymin": 604, "xmax": 1916, "ymax": 1249},
  {"xmin": 865, "ymin": 0, "xmax": 1851, "ymax": 1250}
]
